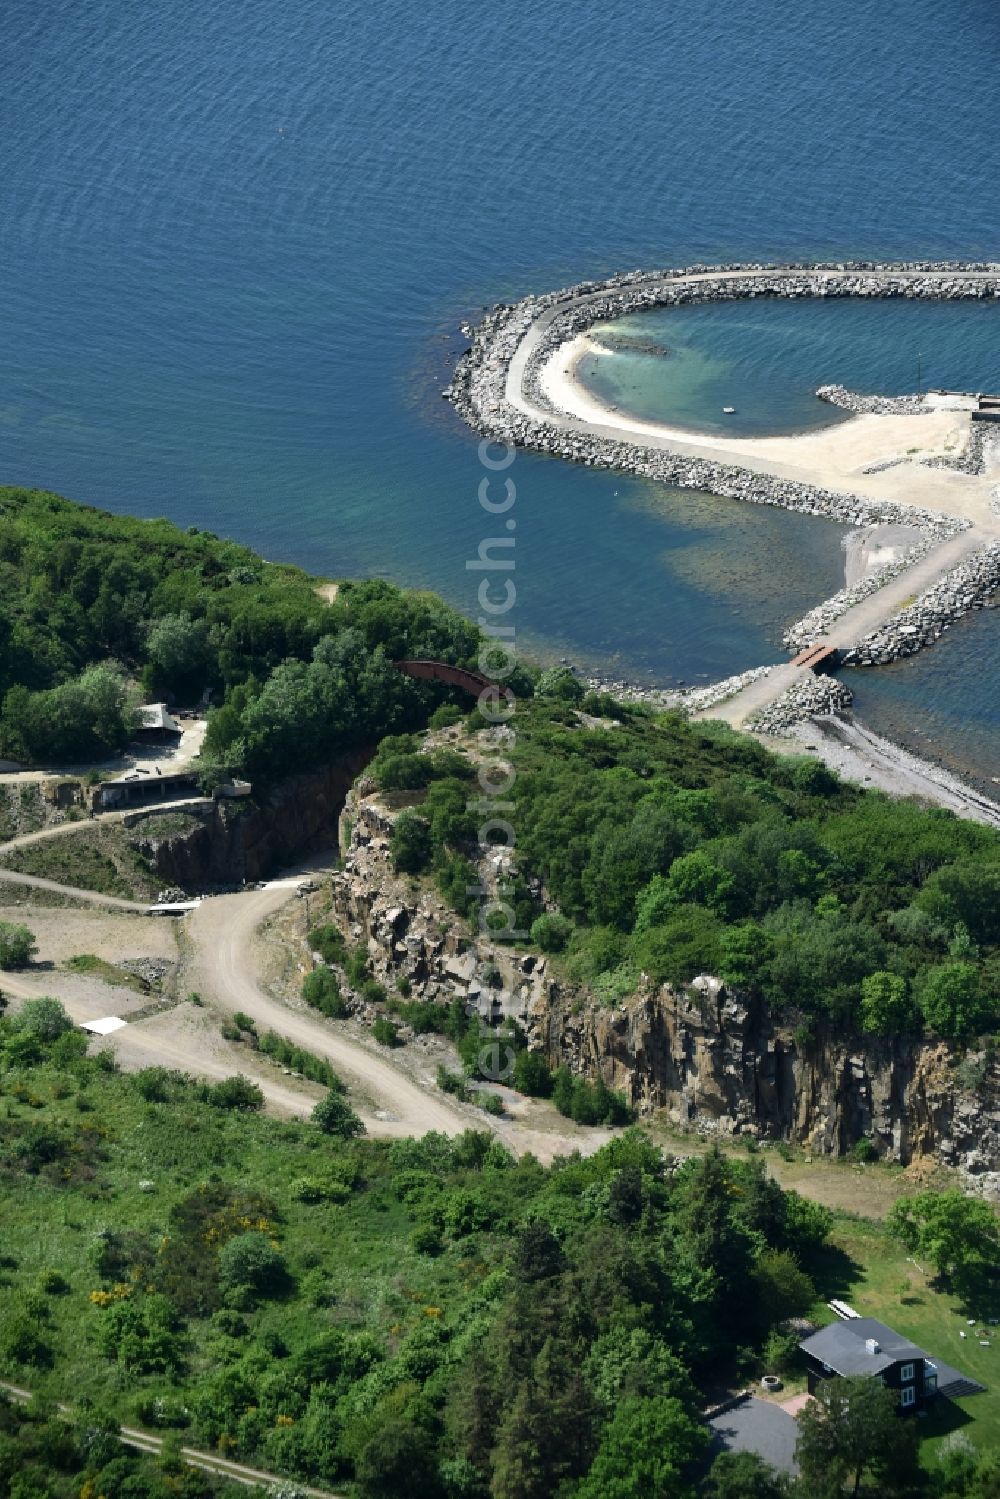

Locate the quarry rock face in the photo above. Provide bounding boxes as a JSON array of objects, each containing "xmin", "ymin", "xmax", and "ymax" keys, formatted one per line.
[
  {"xmin": 132, "ymin": 747, "xmax": 376, "ymax": 888},
  {"xmin": 327, "ymin": 790, "xmax": 1000, "ymax": 1194},
  {"xmin": 139, "ymin": 768, "xmax": 1000, "ymax": 1194},
  {"xmin": 532, "ymin": 977, "xmax": 1000, "ymax": 1193}
]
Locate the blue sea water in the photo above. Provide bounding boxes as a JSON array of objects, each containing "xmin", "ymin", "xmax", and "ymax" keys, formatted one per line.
[{"xmin": 1, "ymin": 0, "xmax": 998, "ymax": 781}]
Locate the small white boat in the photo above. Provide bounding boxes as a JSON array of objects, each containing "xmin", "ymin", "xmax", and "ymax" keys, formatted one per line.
[{"xmin": 723, "ymin": 405, "xmax": 736, "ymax": 414}]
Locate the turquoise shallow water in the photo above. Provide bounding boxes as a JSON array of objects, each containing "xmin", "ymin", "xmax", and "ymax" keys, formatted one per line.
[
  {"xmin": 0, "ymin": 0, "xmax": 998, "ymax": 781},
  {"xmin": 580, "ymin": 298, "xmax": 1000, "ymax": 437}
]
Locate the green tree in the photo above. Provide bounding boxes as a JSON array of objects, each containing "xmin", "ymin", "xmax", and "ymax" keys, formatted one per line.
[
  {"xmin": 795, "ymin": 1374, "xmax": 919, "ymax": 1497},
  {"xmin": 887, "ymin": 1189, "xmax": 1000, "ymax": 1307},
  {"xmin": 584, "ymin": 1327, "xmax": 690, "ymax": 1414},
  {"xmin": 859, "ymin": 971, "xmax": 914, "ymax": 1035},
  {"xmin": 676, "ymin": 1147, "xmax": 755, "ymax": 1347},
  {"xmin": 11, "ymin": 995, "xmax": 70, "ymax": 1039},
  {"xmin": 204, "ymin": 1075, "xmax": 264, "ymax": 1111},
  {"xmin": 355, "ymin": 1419, "xmax": 440, "ymax": 1499},
  {"xmin": 391, "ymin": 811, "xmax": 432, "ymax": 874},
  {"xmin": 708, "ymin": 1451, "xmax": 790, "ymax": 1498},
  {"xmin": 917, "ymin": 861, "xmax": 1000, "ymax": 948},
  {"xmin": 632, "ymin": 903, "xmax": 724, "ymax": 985},
  {"xmin": 635, "ymin": 853, "xmax": 735, "ymax": 926},
  {"xmin": 536, "ymin": 666, "xmax": 583, "ymax": 702},
  {"xmin": 749, "ymin": 1250, "xmax": 815, "ymax": 1330},
  {"xmin": 760, "ymin": 902, "xmax": 887, "ymax": 1019},
  {"xmin": 144, "ymin": 611, "xmax": 210, "ymax": 697},
  {"xmin": 575, "ymin": 1395, "xmax": 707, "ymax": 1499},
  {"xmin": 309, "ymin": 923, "xmax": 346, "ymax": 964},
  {"xmin": 302, "ymin": 964, "xmax": 347, "ymax": 1017},
  {"xmin": 372, "ymin": 1017, "xmax": 399, "ymax": 1047},
  {"xmin": 582, "ymin": 803, "xmax": 689, "ymax": 929},
  {"xmin": 917, "ymin": 962, "xmax": 988, "ymax": 1039},
  {"xmin": 551, "ymin": 1064, "xmax": 573, "ymax": 1116},
  {"xmin": 0, "ymin": 922, "xmax": 37, "ymax": 970},
  {"xmin": 2, "ymin": 662, "xmax": 139, "ymax": 764},
  {"xmin": 96, "ymin": 1295, "xmax": 184, "ymax": 1376},
  {"xmin": 718, "ymin": 922, "xmax": 774, "ymax": 989},
  {"xmin": 312, "ymin": 1091, "xmax": 365, "ymax": 1139},
  {"xmin": 488, "ymin": 1337, "xmax": 597, "ymax": 1499},
  {"xmin": 2, "ymin": 1312, "xmax": 51, "ymax": 1369},
  {"xmin": 217, "ymin": 1232, "xmax": 288, "ymax": 1301},
  {"xmin": 529, "ymin": 911, "xmax": 573, "ymax": 953},
  {"xmin": 513, "ymin": 1049, "xmax": 553, "ymax": 1097},
  {"xmin": 423, "ymin": 777, "xmax": 477, "ymax": 847}
]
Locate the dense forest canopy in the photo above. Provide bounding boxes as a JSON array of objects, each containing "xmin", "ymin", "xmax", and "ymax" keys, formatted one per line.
[{"xmin": 0, "ymin": 487, "xmax": 481, "ymax": 772}]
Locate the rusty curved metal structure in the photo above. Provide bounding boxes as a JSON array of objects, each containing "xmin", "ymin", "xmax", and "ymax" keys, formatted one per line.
[{"xmin": 393, "ymin": 658, "xmax": 490, "ymax": 698}]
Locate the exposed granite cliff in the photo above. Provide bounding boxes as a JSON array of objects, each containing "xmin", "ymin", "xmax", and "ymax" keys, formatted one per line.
[
  {"xmin": 537, "ymin": 979, "xmax": 1000, "ymax": 1193},
  {"xmin": 331, "ymin": 786, "xmax": 1000, "ymax": 1194},
  {"xmin": 129, "ymin": 748, "xmax": 375, "ymax": 888}
]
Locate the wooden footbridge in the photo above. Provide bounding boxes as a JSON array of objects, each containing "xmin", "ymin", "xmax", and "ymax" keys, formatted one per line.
[
  {"xmin": 394, "ymin": 659, "xmax": 490, "ymax": 696},
  {"xmin": 789, "ymin": 643, "xmax": 840, "ymax": 673}
]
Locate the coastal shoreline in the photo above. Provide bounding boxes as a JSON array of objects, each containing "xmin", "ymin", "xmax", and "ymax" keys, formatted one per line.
[
  {"xmin": 790, "ymin": 714, "xmax": 1000, "ymax": 829},
  {"xmin": 581, "ymin": 661, "xmax": 1000, "ymax": 828},
  {"xmin": 447, "ymin": 259, "xmax": 1000, "ymax": 747}
]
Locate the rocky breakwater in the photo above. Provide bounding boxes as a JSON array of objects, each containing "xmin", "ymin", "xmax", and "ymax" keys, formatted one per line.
[
  {"xmin": 815, "ymin": 384, "xmax": 930, "ymax": 415},
  {"xmin": 444, "ymin": 259, "xmax": 1000, "ymax": 701},
  {"xmin": 445, "ymin": 263, "xmax": 986, "ymax": 599},
  {"xmin": 843, "ymin": 541, "xmax": 1000, "ymax": 666},
  {"xmin": 747, "ymin": 677, "xmax": 854, "ymax": 734},
  {"xmin": 782, "ymin": 533, "xmax": 937, "ymax": 653}
]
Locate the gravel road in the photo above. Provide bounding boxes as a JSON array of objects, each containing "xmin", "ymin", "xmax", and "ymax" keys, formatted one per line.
[{"xmin": 185, "ymin": 883, "xmax": 469, "ymax": 1137}]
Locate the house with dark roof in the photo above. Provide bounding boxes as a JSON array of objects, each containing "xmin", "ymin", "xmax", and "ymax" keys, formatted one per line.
[{"xmin": 799, "ymin": 1317, "xmax": 983, "ymax": 1413}]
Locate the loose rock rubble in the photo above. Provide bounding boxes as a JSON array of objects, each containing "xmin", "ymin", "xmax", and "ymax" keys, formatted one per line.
[
  {"xmin": 922, "ymin": 421, "xmax": 998, "ymax": 476},
  {"xmin": 576, "ymin": 665, "xmax": 774, "ymax": 716},
  {"xmin": 331, "ymin": 792, "xmax": 549, "ymax": 1028},
  {"xmin": 815, "ymin": 383, "xmax": 930, "ymax": 415},
  {"xmin": 748, "ymin": 676, "xmax": 854, "ymax": 734},
  {"xmin": 154, "ymin": 885, "xmax": 189, "ymax": 904},
  {"xmin": 118, "ymin": 957, "xmax": 173, "ymax": 989},
  {"xmin": 680, "ymin": 665, "xmax": 774, "ymax": 712}
]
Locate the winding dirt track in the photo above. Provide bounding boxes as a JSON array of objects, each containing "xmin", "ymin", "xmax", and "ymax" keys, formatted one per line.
[
  {"xmin": 186, "ymin": 884, "xmax": 469, "ymax": 1137},
  {"xmin": 0, "ymin": 801, "xmax": 211, "ymax": 911},
  {"xmin": 0, "ymin": 847, "xmax": 597, "ymax": 1151},
  {"xmin": 0, "ymin": 865, "xmax": 150, "ymax": 911}
]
